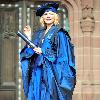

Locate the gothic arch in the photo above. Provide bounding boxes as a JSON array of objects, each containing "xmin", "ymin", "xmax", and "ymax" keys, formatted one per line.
[{"xmin": 61, "ymin": 0, "xmax": 79, "ymax": 41}]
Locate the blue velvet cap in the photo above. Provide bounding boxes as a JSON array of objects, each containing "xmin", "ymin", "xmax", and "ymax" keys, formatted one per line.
[{"xmin": 36, "ymin": 2, "xmax": 59, "ymax": 17}]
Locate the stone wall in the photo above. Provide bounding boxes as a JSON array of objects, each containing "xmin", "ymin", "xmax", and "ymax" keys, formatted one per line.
[{"xmin": 70, "ymin": 0, "xmax": 100, "ymax": 100}]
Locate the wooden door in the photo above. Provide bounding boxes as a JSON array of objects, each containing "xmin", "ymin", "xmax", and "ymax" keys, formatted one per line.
[
  {"xmin": 0, "ymin": 4, "xmax": 19, "ymax": 100},
  {"xmin": 0, "ymin": 1, "xmax": 69, "ymax": 100}
]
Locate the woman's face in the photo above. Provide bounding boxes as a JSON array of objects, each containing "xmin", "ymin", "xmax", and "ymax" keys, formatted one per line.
[{"xmin": 42, "ymin": 11, "xmax": 55, "ymax": 25}]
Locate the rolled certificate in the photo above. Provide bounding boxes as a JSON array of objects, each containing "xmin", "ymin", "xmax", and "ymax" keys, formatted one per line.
[{"xmin": 17, "ymin": 31, "xmax": 36, "ymax": 49}]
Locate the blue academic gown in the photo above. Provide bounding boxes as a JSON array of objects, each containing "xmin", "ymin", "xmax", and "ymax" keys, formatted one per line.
[{"xmin": 20, "ymin": 25, "xmax": 76, "ymax": 100}]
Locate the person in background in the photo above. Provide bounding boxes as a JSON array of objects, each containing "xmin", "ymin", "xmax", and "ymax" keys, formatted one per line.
[{"xmin": 20, "ymin": 2, "xmax": 76, "ymax": 100}]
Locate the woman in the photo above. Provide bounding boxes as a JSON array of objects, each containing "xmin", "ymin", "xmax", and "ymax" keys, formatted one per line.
[{"xmin": 20, "ymin": 2, "xmax": 76, "ymax": 100}]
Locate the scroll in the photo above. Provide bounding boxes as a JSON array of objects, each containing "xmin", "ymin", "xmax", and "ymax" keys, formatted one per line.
[{"xmin": 17, "ymin": 31, "xmax": 36, "ymax": 49}]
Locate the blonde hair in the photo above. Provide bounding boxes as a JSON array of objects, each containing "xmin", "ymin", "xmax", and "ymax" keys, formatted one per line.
[{"xmin": 40, "ymin": 12, "xmax": 60, "ymax": 27}]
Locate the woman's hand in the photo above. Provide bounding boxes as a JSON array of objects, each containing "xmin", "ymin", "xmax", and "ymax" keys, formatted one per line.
[
  {"xmin": 33, "ymin": 47, "xmax": 42, "ymax": 54},
  {"xmin": 24, "ymin": 25, "xmax": 31, "ymax": 40}
]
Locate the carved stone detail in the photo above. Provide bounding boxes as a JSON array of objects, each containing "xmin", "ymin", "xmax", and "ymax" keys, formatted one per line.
[
  {"xmin": 0, "ymin": 10, "xmax": 17, "ymax": 39},
  {"xmin": 81, "ymin": 17, "xmax": 95, "ymax": 33},
  {"xmin": 82, "ymin": 7, "xmax": 94, "ymax": 19},
  {"xmin": 81, "ymin": 0, "xmax": 93, "ymax": 9},
  {"xmin": 81, "ymin": 0, "xmax": 95, "ymax": 33}
]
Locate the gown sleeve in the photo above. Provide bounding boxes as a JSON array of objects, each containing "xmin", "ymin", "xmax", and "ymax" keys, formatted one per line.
[
  {"xmin": 20, "ymin": 36, "xmax": 39, "ymax": 61},
  {"xmin": 57, "ymin": 31, "xmax": 75, "ymax": 69},
  {"xmin": 55, "ymin": 30, "xmax": 76, "ymax": 92},
  {"xmin": 20, "ymin": 33, "xmax": 39, "ymax": 97}
]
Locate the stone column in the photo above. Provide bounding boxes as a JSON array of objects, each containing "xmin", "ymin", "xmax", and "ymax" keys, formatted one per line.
[{"xmin": 80, "ymin": 0, "xmax": 95, "ymax": 99}]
